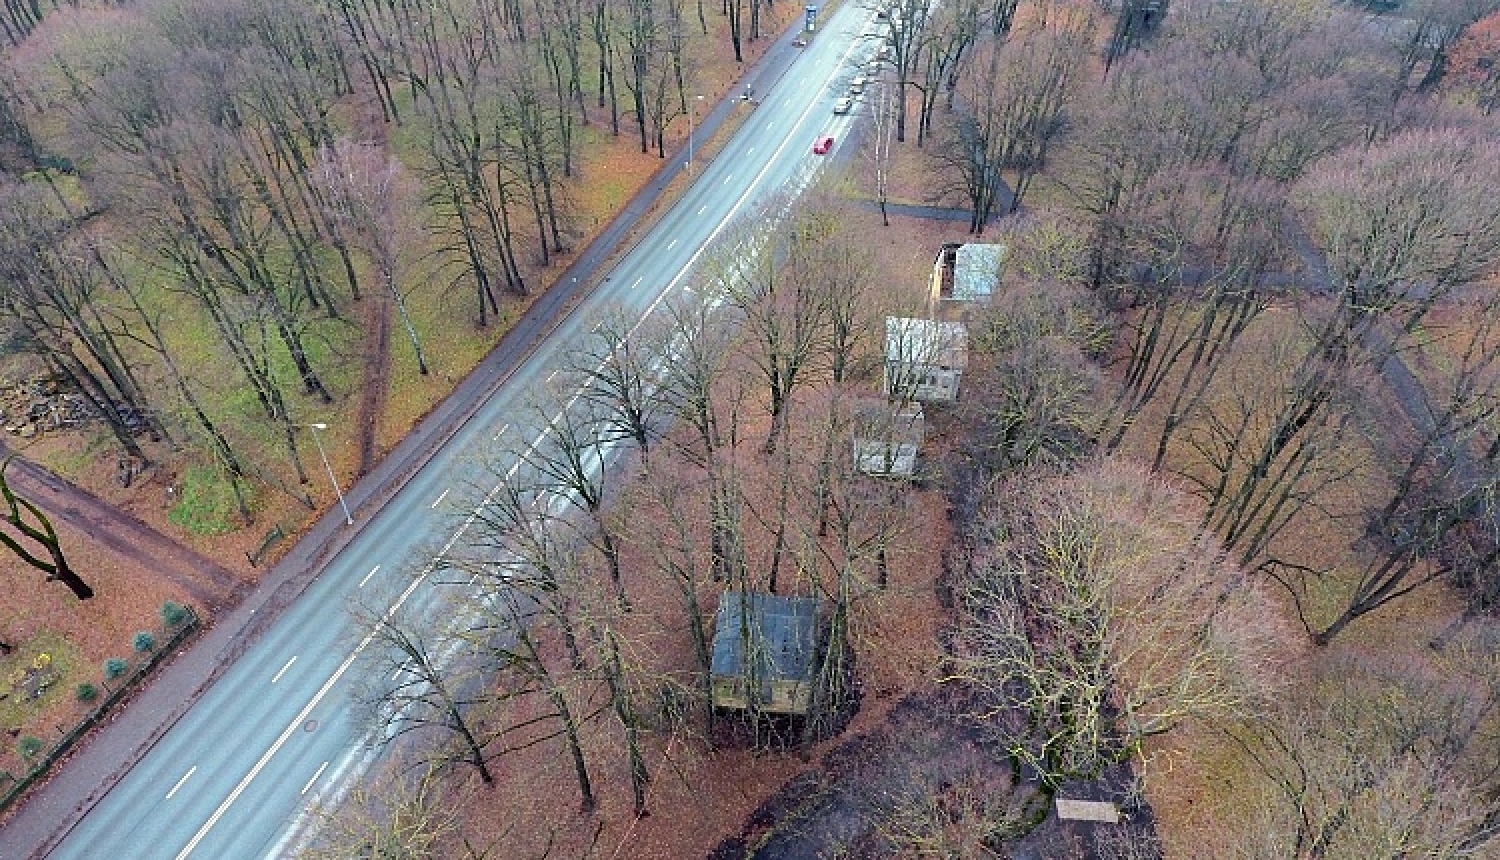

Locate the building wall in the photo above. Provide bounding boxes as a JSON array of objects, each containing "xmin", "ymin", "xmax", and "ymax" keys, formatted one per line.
[{"xmin": 711, "ymin": 675, "xmax": 813, "ymax": 715}]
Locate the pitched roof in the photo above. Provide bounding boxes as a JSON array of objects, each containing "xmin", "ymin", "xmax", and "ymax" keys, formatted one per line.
[
  {"xmin": 885, "ymin": 317, "xmax": 968, "ymax": 369},
  {"xmin": 952, "ymin": 243, "xmax": 1006, "ymax": 300},
  {"xmin": 710, "ymin": 592, "xmax": 819, "ymax": 684}
]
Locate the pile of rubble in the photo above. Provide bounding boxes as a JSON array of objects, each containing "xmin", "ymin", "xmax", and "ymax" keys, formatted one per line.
[{"xmin": 0, "ymin": 378, "xmax": 96, "ymax": 438}]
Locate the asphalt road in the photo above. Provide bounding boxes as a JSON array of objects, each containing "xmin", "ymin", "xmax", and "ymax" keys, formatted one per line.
[{"xmin": 31, "ymin": 7, "xmax": 887, "ymax": 860}]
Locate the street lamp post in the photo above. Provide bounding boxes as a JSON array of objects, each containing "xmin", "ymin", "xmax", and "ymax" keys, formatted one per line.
[
  {"xmin": 307, "ymin": 422, "xmax": 353, "ymax": 526},
  {"xmin": 687, "ymin": 94, "xmax": 705, "ymax": 172}
]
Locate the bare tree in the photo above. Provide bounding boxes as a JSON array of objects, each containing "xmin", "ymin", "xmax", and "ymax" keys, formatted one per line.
[
  {"xmin": 313, "ymin": 138, "xmax": 429, "ymax": 375},
  {"xmin": 966, "ymin": 277, "xmax": 1109, "ymax": 473},
  {"xmin": 350, "ymin": 597, "xmax": 500, "ymax": 785},
  {"xmin": 513, "ymin": 391, "xmax": 631, "ymax": 607},
  {"xmin": 934, "ymin": 13, "xmax": 1091, "ymax": 232},
  {"xmin": 1226, "ymin": 652, "xmax": 1500, "ymax": 859},
  {"xmin": 450, "ymin": 474, "xmax": 605, "ymax": 810},
  {"xmin": 944, "ymin": 461, "xmax": 1284, "ymax": 829},
  {"xmin": 708, "ymin": 209, "xmax": 832, "ymax": 457},
  {"xmin": 0, "ymin": 459, "xmax": 93, "ymax": 600},
  {"xmin": 565, "ymin": 306, "xmax": 672, "ymax": 456}
]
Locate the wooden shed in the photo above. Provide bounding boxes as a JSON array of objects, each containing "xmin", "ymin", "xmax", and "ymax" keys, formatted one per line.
[{"xmin": 710, "ymin": 592, "xmax": 820, "ymax": 715}]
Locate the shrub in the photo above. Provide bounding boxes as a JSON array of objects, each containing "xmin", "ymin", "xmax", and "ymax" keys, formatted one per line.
[
  {"xmin": 132, "ymin": 631, "xmax": 156, "ymax": 654},
  {"xmin": 17, "ymin": 736, "xmax": 43, "ymax": 761},
  {"xmin": 160, "ymin": 601, "xmax": 190, "ymax": 628},
  {"xmin": 75, "ymin": 682, "xmax": 98, "ymax": 703},
  {"xmin": 102, "ymin": 658, "xmax": 128, "ymax": 680}
]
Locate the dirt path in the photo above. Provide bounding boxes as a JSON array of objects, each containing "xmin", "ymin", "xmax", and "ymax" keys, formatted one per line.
[
  {"xmin": 349, "ymin": 92, "xmax": 395, "ymax": 478},
  {"xmin": 354, "ymin": 286, "xmax": 392, "ymax": 476},
  {"xmin": 0, "ymin": 445, "xmax": 245, "ymax": 611}
]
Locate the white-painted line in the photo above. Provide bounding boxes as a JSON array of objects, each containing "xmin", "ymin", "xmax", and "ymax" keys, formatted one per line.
[
  {"xmin": 175, "ymin": 539, "xmax": 442, "ymax": 860},
  {"xmin": 194, "ymin": 29, "xmax": 876, "ymax": 860},
  {"xmin": 723, "ymin": 174, "xmax": 734, "ymax": 184},
  {"xmin": 785, "ymin": 98, "xmax": 791, "ymax": 106},
  {"xmin": 300, "ymin": 761, "xmax": 330, "ymax": 796},
  {"xmin": 271, "ymin": 655, "xmax": 297, "ymax": 684},
  {"xmin": 668, "ymin": 238, "xmax": 678, "ymax": 250},
  {"xmin": 698, "ymin": 205, "xmax": 706, "ymax": 215},
  {"xmin": 166, "ymin": 766, "xmax": 197, "ymax": 800},
  {"xmin": 631, "ymin": 276, "xmax": 642, "ymax": 290},
  {"xmin": 748, "ymin": 147, "xmax": 755, "ymax": 154},
  {"xmin": 359, "ymin": 565, "xmax": 380, "ymax": 588},
  {"xmin": 391, "ymin": 663, "xmax": 406, "ymax": 681},
  {"xmin": 431, "ymin": 488, "xmax": 450, "ymax": 509}
]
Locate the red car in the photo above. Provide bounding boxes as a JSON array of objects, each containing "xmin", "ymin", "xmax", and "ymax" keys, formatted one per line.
[{"xmin": 812, "ymin": 135, "xmax": 835, "ymax": 155}]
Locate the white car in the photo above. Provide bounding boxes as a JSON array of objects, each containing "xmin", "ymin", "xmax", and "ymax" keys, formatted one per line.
[
  {"xmin": 849, "ymin": 76, "xmax": 866, "ymax": 93},
  {"xmin": 833, "ymin": 97, "xmax": 854, "ymax": 114}
]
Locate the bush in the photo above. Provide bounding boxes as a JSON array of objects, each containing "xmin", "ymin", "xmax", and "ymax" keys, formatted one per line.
[
  {"xmin": 160, "ymin": 601, "xmax": 190, "ymax": 628},
  {"xmin": 102, "ymin": 658, "xmax": 128, "ymax": 680},
  {"xmin": 17, "ymin": 736, "xmax": 43, "ymax": 761},
  {"xmin": 132, "ymin": 631, "xmax": 156, "ymax": 653},
  {"xmin": 75, "ymin": 682, "xmax": 98, "ymax": 703}
]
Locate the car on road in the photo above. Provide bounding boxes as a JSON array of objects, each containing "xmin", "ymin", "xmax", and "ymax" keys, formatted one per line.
[
  {"xmin": 833, "ymin": 97, "xmax": 853, "ymax": 114},
  {"xmin": 813, "ymin": 135, "xmax": 835, "ymax": 154},
  {"xmin": 792, "ymin": 37, "xmax": 807, "ymax": 46},
  {"xmin": 849, "ymin": 76, "xmax": 865, "ymax": 93}
]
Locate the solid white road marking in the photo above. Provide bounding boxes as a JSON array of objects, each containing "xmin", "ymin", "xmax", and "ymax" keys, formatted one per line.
[
  {"xmin": 431, "ymin": 488, "xmax": 450, "ymax": 509},
  {"xmin": 359, "ymin": 565, "xmax": 380, "ymax": 588},
  {"xmin": 166, "ymin": 766, "xmax": 197, "ymax": 800},
  {"xmin": 271, "ymin": 656, "xmax": 297, "ymax": 684},
  {"xmin": 175, "ymin": 543, "xmax": 443, "ymax": 860},
  {"xmin": 300, "ymin": 762, "xmax": 330, "ymax": 796}
]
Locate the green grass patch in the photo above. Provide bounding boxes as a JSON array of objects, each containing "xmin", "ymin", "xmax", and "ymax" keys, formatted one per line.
[
  {"xmin": 0, "ymin": 632, "xmax": 82, "ymax": 734},
  {"xmin": 168, "ymin": 465, "xmax": 253, "ymax": 536}
]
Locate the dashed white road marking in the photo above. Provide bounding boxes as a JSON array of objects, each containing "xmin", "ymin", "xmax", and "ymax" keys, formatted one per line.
[
  {"xmin": 431, "ymin": 488, "xmax": 450, "ymax": 509},
  {"xmin": 300, "ymin": 762, "xmax": 330, "ymax": 796},
  {"xmin": 359, "ymin": 565, "xmax": 380, "ymax": 588},
  {"xmin": 271, "ymin": 656, "xmax": 297, "ymax": 684},
  {"xmin": 166, "ymin": 766, "xmax": 197, "ymax": 800},
  {"xmin": 493, "ymin": 423, "xmax": 510, "ymax": 441},
  {"xmin": 631, "ymin": 276, "xmax": 643, "ymax": 290},
  {"xmin": 668, "ymin": 238, "xmax": 678, "ymax": 250},
  {"xmin": 698, "ymin": 205, "xmax": 706, "ymax": 215}
]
